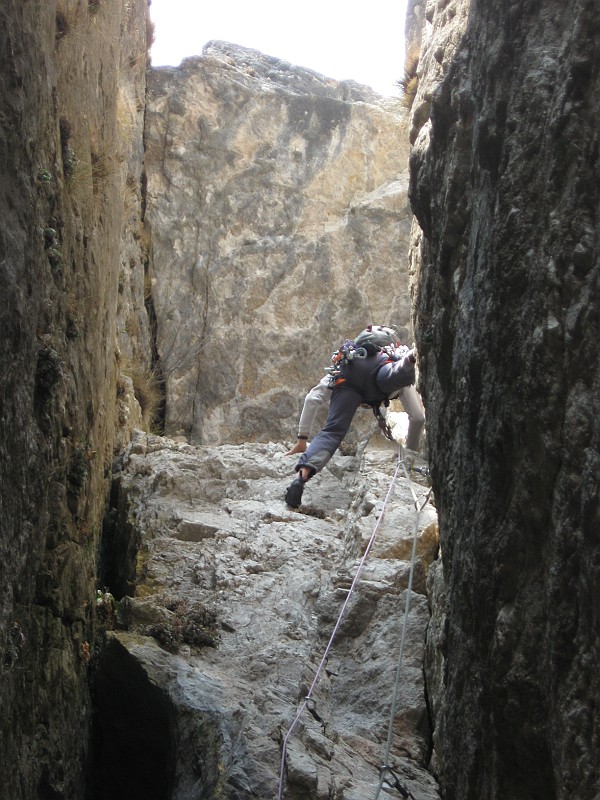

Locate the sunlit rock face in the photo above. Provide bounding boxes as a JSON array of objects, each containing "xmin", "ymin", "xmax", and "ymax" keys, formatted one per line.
[
  {"xmin": 409, "ymin": 0, "xmax": 600, "ymax": 797},
  {"xmin": 145, "ymin": 41, "xmax": 413, "ymax": 445}
]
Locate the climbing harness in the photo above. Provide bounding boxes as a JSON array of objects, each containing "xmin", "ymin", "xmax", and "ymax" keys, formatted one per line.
[
  {"xmin": 277, "ymin": 445, "xmax": 433, "ymax": 800},
  {"xmin": 326, "ymin": 337, "xmax": 411, "ymax": 444}
]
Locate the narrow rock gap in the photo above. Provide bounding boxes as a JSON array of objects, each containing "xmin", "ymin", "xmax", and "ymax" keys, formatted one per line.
[
  {"xmin": 90, "ymin": 637, "xmax": 177, "ymax": 800},
  {"xmin": 98, "ymin": 474, "xmax": 140, "ymax": 600},
  {"xmin": 141, "ymin": 96, "xmax": 166, "ymax": 434}
]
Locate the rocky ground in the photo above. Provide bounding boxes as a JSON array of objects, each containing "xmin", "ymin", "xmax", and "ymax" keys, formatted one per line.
[{"xmin": 94, "ymin": 427, "xmax": 440, "ymax": 799}]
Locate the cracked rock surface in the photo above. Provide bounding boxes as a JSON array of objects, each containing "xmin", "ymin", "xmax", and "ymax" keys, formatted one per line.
[{"xmin": 96, "ymin": 430, "xmax": 440, "ymax": 799}]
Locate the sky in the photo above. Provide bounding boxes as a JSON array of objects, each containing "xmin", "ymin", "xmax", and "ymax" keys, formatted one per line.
[{"xmin": 149, "ymin": 0, "xmax": 408, "ymax": 97}]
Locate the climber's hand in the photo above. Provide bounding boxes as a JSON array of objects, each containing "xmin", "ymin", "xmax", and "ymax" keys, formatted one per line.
[{"xmin": 285, "ymin": 439, "xmax": 307, "ymax": 456}]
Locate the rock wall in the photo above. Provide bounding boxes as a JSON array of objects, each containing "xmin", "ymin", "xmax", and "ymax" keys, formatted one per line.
[
  {"xmin": 0, "ymin": 1, "xmax": 151, "ymax": 797},
  {"xmin": 96, "ymin": 431, "xmax": 439, "ymax": 799},
  {"xmin": 409, "ymin": 0, "xmax": 600, "ymax": 797},
  {"xmin": 8, "ymin": 0, "xmax": 597, "ymax": 797},
  {"xmin": 145, "ymin": 42, "xmax": 413, "ymax": 445}
]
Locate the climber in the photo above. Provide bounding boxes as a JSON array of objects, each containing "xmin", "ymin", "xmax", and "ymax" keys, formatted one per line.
[
  {"xmin": 285, "ymin": 363, "xmax": 425, "ymax": 457},
  {"xmin": 284, "ymin": 325, "xmax": 418, "ymax": 508}
]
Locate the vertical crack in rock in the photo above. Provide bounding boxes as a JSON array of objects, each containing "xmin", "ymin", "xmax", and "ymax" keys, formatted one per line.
[{"xmin": 92, "ymin": 636, "xmax": 178, "ymax": 800}]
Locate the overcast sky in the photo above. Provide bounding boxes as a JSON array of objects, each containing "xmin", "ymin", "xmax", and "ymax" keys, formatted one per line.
[{"xmin": 149, "ymin": 0, "xmax": 408, "ymax": 97}]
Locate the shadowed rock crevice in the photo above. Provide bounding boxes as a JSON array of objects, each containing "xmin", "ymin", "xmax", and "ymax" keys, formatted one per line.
[
  {"xmin": 91, "ymin": 636, "xmax": 178, "ymax": 800},
  {"xmin": 99, "ymin": 475, "xmax": 141, "ymax": 601}
]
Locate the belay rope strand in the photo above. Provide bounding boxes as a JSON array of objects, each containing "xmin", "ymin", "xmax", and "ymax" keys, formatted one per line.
[
  {"xmin": 277, "ymin": 447, "xmax": 403, "ymax": 800},
  {"xmin": 277, "ymin": 445, "xmax": 432, "ymax": 800},
  {"xmin": 374, "ymin": 457, "xmax": 432, "ymax": 800}
]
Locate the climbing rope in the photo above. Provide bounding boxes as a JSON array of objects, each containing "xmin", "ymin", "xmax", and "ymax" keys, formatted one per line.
[
  {"xmin": 374, "ymin": 454, "xmax": 433, "ymax": 800},
  {"xmin": 277, "ymin": 446, "xmax": 405, "ymax": 800}
]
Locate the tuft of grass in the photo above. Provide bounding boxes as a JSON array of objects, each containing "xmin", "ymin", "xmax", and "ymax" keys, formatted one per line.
[
  {"xmin": 65, "ymin": 158, "xmax": 93, "ymax": 198},
  {"xmin": 399, "ymin": 76, "xmax": 419, "ymax": 109},
  {"xmin": 91, "ymin": 150, "xmax": 117, "ymax": 193},
  {"xmin": 148, "ymin": 598, "xmax": 220, "ymax": 653},
  {"xmin": 55, "ymin": 3, "xmax": 83, "ymax": 43},
  {"xmin": 59, "ymin": 118, "xmax": 79, "ymax": 178},
  {"xmin": 299, "ymin": 505, "xmax": 326, "ymax": 519},
  {"xmin": 397, "ymin": 42, "xmax": 421, "ymax": 109},
  {"xmin": 121, "ymin": 362, "xmax": 163, "ymax": 432},
  {"xmin": 55, "ymin": 10, "xmax": 70, "ymax": 41},
  {"xmin": 146, "ymin": 18, "xmax": 156, "ymax": 54},
  {"xmin": 405, "ymin": 41, "xmax": 421, "ymax": 76},
  {"xmin": 143, "ymin": 266, "xmax": 154, "ymax": 302},
  {"xmin": 116, "ymin": 90, "xmax": 136, "ymax": 144}
]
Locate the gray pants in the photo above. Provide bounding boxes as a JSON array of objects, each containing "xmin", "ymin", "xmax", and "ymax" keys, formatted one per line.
[
  {"xmin": 296, "ymin": 386, "xmax": 363, "ymax": 474},
  {"xmin": 296, "ymin": 353, "xmax": 422, "ymax": 474},
  {"xmin": 396, "ymin": 384, "xmax": 425, "ymax": 451}
]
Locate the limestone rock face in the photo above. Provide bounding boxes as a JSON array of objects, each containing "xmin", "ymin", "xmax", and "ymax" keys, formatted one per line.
[
  {"xmin": 0, "ymin": 1, "xmax": 151, "ymax": 797},
  {"xmin": 409, "ymin": 0, "xmax": 600, "ymax": 797},
  {"xmin": 406, "ymin": 0, "xmax": 471, "ymax": 146},
  {"xmin": 95, "ymin": 430, "xmax": 439, "ymax": 799},
  {"xmin": 145, "ymin": 42, "xmax": 413, "ymax": 444}
]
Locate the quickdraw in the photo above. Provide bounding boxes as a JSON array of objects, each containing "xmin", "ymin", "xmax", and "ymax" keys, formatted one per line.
[
  {"xmin": 372, "ymin": 402, "xmax": 395, "ymax": 442},
  {"xmin": 325, "ymin": 339, "xmax": 368, "ymax": 387}
]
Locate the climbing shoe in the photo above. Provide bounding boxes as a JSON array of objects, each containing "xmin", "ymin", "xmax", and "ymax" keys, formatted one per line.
[{"xmin": 285, "ymin": 476, "xmax": 305, "ymax": 508}]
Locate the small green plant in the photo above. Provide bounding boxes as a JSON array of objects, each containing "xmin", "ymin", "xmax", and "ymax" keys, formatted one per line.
[
  {"xmin": 37, "ymin": 167, "xmax": 53, "ymax": 183},
  {"xmin": 47, "ymin": 247, "xmax": 63, "ymax": 271},
  {"xmin": 42, "ymin": 226, "xmax": 57, "ymax": 243},
  {"xmin": 68, "ymin": 442, "xmax": 90, "ymax": 497},
  {"xmin": 41, "ymin": 223, "xmax": 62, "ymax": 271},
  {"xmin": 35, "ymin": 344, "xmax": 62, "ymax": 402},
  {"xmin": 96, "ymin": 589, "xmax": 117, "ymax": 630},
  {"xmin": 66, "ymin": 310, "xmax": 80, "ymax": 340},
  {"xmin": 80, "ymin": 642, "xmax": 92, "ymax": 665},
  {"xmin": 34, "ymin": 341, "xmax": 63, "ymax": 434},
  {"xmin": 63, "ymin": 147, "xmax": 78, "ymax": 178}
]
